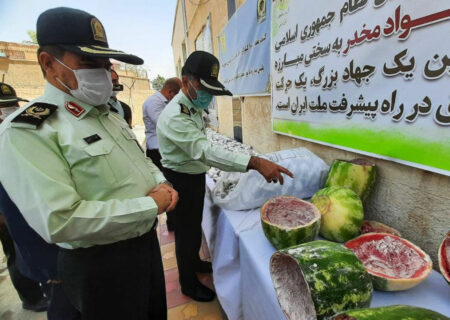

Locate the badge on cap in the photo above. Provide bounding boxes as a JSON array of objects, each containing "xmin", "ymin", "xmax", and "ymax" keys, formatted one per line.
[
  {"xmin": 211, "ymin": 64, "xmax": 219, "ymax": 78},
  {"xmin": 1, "ymin": 84, "xmax": 12, "ymax": 95},
  {"xmin": 91, "ymin": 18, "xmax": 107, "ymax": 43},
  {"xmin": 65, "ymin": 102, "xmax": 85, "ymax": 117}
]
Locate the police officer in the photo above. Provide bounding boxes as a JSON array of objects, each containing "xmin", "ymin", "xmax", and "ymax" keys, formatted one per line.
[
  {"xmin": 108, "ymin": 69, "xmax": 133, "ymax": 127},
  {"xmin": 0, "ymin": 7, "xmax": 178, "ymax": 320},
  {"xmin": 0, "ymin": 83, "xmax": 49, "ymax": 313},
  {"xmin": 157, "ymin": 51, "xmax": 293, "ymax": 302}
]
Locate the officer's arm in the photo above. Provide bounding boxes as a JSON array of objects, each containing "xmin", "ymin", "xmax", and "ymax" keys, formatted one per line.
[
  {"xmin": 0, "ymin": 128, "xmax": 158, "ymax": 245},
  {"xmin": 161, "ymin": 114, "xmax": 250, "ymax": 172}
]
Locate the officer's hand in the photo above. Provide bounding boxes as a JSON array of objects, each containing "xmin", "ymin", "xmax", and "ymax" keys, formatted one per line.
[
  {"xmin": 247, "ymin": 156, "xmax": 294, "ymax": 185},
  {"xmin": 152, "ymin": 183, "xmax": 179, "ymax": 212},
  {"xmin": 148, "ymin": 188, "xmax": 172, "ymax": 215}
]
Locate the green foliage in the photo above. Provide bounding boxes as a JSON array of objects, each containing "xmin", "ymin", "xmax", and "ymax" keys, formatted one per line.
[
  {"xmin": 26, "ymin": 30, "xmax": 37, "ymax": 44},
  {"xmin": 151, "ymin": 74, "xmax": 166, "ymax": 91}
]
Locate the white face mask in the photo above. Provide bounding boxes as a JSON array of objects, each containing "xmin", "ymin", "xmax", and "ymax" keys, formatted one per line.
[
  {"xmin": 54, "ymin": 58, "xmax": 113, "ymax": 106},
  {"xmin": 111, "ymin": 90, "xmax": 119, "ymax": 97},
  {"xmin": 0, "ymin": 106, "xmax": 19, "ymax": 121}
]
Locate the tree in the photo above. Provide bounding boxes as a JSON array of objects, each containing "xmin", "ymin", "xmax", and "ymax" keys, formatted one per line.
[
  {"xmin": 151, "ymin": 74, "xmax": 166, "ymax": 91},
  {"xmin": 26, "ymin": 30, "xmax": 37, "ymax": 44}
]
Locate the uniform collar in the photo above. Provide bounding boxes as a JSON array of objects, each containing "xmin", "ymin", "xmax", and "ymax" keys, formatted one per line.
[
  {"xmin": 43, "ymin": 83, "xmax": 108, "ymax": 120},
  {"xmin": 176, "ymin": 91, "xmax": 201, "ymax": 112}
]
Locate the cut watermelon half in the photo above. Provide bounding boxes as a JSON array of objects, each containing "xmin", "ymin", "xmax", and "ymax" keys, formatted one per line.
[
  {"xmin": 438, "ymin": 231, "xmax": 450, "ymax": 285},
  {"xmin": 361, "ymin": 220, "xmax": 402, "ymax": 237},
  {"xmin": 345, "ymin": 233, "xmax": 432, "ymax": 291},
  {"xmin": 261, "ymin": 196, "xmax": 321, "ymax": 249}
]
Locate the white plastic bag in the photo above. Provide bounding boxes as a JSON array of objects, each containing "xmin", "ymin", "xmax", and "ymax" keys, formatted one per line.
[{"xmin": 212, "ymin": 148, "xmax": 329, "ymax": 211}]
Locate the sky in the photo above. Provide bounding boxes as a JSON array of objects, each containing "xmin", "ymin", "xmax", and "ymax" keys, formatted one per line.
[{"xmin": 0, "ymin": 0, "xmax": 178, "ymax": 80}]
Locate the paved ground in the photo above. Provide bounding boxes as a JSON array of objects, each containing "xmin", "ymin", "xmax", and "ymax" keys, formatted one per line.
[{"xmin": 0, "ymin": 125, "xmax": 227, "ymax": 319}]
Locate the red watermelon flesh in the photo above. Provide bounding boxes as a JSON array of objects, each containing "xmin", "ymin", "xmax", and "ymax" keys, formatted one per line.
[
  {"xmin": 346, "ymin": 233, "xmax": 432, "ymax": 291},
  {"xmin": 263, "ymin": 197, "xmax": 317, "ymax": 228},
  {"xmin": 439, "ymin": 232, "xmax": 450, "ymax": 284}
]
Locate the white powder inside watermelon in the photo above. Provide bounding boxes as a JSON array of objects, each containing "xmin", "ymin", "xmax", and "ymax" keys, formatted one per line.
[
  {"xmin": 352, "ymin": 236, "xmax": 426, "ymax": 278},
  {"xmin": 265, "ymin": 198, "xmax": 316, "ymax": 228}
]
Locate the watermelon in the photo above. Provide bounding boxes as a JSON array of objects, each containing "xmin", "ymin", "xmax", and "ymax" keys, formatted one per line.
[
  {"xmin": 325, "ymin": 159, "xmax": 376, "ymax": 202},
  {"xmin": 270, "ymin": 240, "xmax": 373, "ymax": 320},
  {"xmin": 345, "ymin": 233, "xmax": 432, "ymax": 291},
  {"xmin": 361, "ymin": 220, "xmax": 402, "ymax": 237},
  {"xmin": 331, "ymin": 305, "xmax": 449, "ymax": 320},
  {"xmin": 261, "ymin": 196, "xmax": 321, "ymax": 249},
  {"xmin": 311, "ymin": 186, "xmax": 363, "ymax": 242},
  {"xmin": 438, "ymin": 231, "xmax": 450, "ymax": 285}
]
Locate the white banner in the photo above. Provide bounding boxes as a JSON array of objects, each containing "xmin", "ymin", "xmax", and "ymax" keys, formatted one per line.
[{"xmin": 271, "ymin": 0, "xmax": 450, "ymax": 175}]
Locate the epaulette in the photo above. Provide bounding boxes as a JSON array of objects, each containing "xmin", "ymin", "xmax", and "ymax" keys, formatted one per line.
[
  {"xmin": 179, "ymin": 103, "xmax": 191, "ymax": 116},
  {"xmin": 11, "ymin": 103, "xmax": 57, "ymax": 129}
]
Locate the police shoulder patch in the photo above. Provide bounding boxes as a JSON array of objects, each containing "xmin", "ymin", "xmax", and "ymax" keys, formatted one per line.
[
  {"xmin": 179, "ymin": 103, "xmax": 191, "ymax": 116},
  {"xmin": 11, "ymin": 103, "xmax": 57, "ymax": 128}
]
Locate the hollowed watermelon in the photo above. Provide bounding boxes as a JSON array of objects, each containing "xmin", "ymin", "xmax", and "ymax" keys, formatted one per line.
[
  {"xmin": 438, "ymin": 231, "xmax": 450, "ymax": 285},
  {"xmin": 331, "ymin": 305, "xmax": 449, "ymax": 320},
  {"xmin": 311, "ymin": 186, "xmax": 364, "ymax": 243},
  {"xmin": 325, "ymin": 159, "xmax": 376, "ymax": 202},
  {"xmin": 261, "ymin": 196, "xmax": 321, "ymax": 249},
  {"xmin": 270, "ymin": 240, "xmax": 373, "ymax": 320},
  {"xmin": 345, "ymin": 233, "xmax": 432, "ymax": 291},
  {"xmin": 361, "ymin": 220, "xmax": 402, "ymax": 237}
]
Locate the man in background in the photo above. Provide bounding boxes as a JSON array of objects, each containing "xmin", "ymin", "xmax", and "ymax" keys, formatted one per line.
[
  {"xmin": 143, "ymin": 78, "xmax": 181, "ymax": 231},
  {"xmin": 0, "ymin": 82, "xmax": 49, "ymax": 313},
  {"xmin": 108, "ymin": 69, "xmax": 133, "ymax": 127}
]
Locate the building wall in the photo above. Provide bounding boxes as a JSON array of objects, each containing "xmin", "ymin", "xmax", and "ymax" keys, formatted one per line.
[
  {"xmin": 170, "ymin": 0, "xmax": 449, "ymax": 266},
  {"xmin": 171, "ymin": 0, "xmax": 186, "ymax": 77},
  {"xmin": 0, "ymin": 41, "xmax": 152, "ymax": 126}
]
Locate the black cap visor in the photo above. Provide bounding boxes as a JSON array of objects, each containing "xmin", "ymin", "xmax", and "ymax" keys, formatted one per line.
[
  {"xmin": 199, "ymin": 77, "xmax": 232, "ymax": 96},
  {"xmin": 60, "ymin": 44, "xmax": 144, "ymax": 65},
  {"xmin": 0, "ymin": 96, "xmax": 28, "ymax": 106}
]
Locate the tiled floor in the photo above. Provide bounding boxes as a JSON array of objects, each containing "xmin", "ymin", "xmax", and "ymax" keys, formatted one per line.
[
  {"xmin": 157, "ymin": 213, "xmax": 228, "ymax": 320},
  {"xmin": 0, "ymin": 212, "xmax": 227, "ymax": 319}
]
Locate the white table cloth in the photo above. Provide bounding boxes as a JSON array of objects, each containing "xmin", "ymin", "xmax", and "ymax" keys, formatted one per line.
[{"xmin": 239, "ymin": 224, "xmax": 450, "ymax": 320}]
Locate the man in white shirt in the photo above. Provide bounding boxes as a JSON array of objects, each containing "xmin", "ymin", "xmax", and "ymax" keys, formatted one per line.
[{"xmin": 143, "ymin": 78, "xmax": 181, "ymax": 170}]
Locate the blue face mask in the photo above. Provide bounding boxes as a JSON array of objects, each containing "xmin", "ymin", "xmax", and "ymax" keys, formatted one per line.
[{"xmin": 189, "ymin": 80, "xmax": 213, "ymax": 109}]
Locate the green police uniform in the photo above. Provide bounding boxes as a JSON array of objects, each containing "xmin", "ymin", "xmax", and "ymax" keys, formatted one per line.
[
  {"xmin": 0, "ymin": 83, "xmax": 164, "ymax": 249},
  {"xmin": 157, "ymin": 91, "xmax": 250, "ymax": 173},
  {"xmin": 156, "ymin": 90, "xmax": 251, "ymax": 300}
]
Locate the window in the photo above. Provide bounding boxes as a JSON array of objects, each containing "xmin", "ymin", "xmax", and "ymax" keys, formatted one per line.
[{"xmin": 227, "ymin": 0, "xmax": 236, "ymax": 20}]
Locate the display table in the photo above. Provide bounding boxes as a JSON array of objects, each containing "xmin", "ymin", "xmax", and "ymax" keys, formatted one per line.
[
  {"xmin": 239, "ymin": 224, "xmax": 450, "ymax": 320},
  {"xmin": 202, "ymin": 176, "xmax": 262, "ymax": 320}
]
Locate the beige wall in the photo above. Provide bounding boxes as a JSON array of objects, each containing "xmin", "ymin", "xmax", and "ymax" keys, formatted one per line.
[
  {"xmin": 0, "ymin": 42, "xmax": 152, "ymax": 126},
  {"xmin": 172, "ymin": 0, "xmax": 186, "ymax": 77}
]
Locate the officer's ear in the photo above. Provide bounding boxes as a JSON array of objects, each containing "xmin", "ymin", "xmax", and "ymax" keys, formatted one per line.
[
  {"xmin": 181, "ymin": 75, "xmax": 190, "ymax": 88},
  {"xmin": 38, "ymin": 51, "xmax": 57, "ymax": 79}
]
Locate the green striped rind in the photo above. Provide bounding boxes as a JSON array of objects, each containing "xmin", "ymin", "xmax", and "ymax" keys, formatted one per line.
[
  {"xmin": 331, "ymin": 305, "xmax": 450, "ymax": 320},
  {"xmin": 262, "ymin": 218, "xmax": 320, "ymax": 249},
  {"xmin": 325, "ymin": 160, "xmax": 376, "ymax": 202},
  {"xmin": 280, "ymin": 241, "xmax": 373, "ymax": 319},
  {"xmin": 311, "ymin": 187, "xmax": 364, "ymax": 243},
  {"xmin": 438, "ymin": 232, "xmax": 450, "ymax": 285}
]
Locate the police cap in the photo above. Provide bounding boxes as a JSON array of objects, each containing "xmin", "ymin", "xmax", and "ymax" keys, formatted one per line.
[
  {"xmin": 0, "ymin": 83, "xmax": 28, "ymax": 107},
  {"xmin": 182, "ymin": 51, "xmax": 232, "ymax": 96},
  {"xmin": 37, "ymin": 7, "xmax": 143, "ymax": 65}
]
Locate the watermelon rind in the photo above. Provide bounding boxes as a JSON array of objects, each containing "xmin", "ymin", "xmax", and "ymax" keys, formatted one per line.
[
  {"xmin": 270, "ymin": 240, "xmax": 373, "ymax": 320},
  {"xmin": 311, "ymin": 186, "xmax": 364, "ymax": 243},
  {"xmin": 346, "ymin": 233, "xmax": 433, "ymax": 291},
  {"xmin": 361, "ymin": 220, "xmax": 402, "ymax": 237},
  {"xmin": 261, "ymin": 196, "xmax": 321, "ymax": 250},
  {"xmin": 324, "ymin": 159, "xmax": 376, "ymax": 202},
  {"xmin": 438, "ymin": 231, "xmax": 450, "ymax": 285},
  {"xmin": 330, "ymin": 305, "xmax": 450, "ymax": 320}
]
